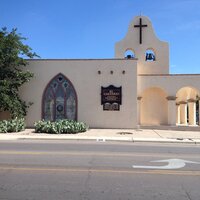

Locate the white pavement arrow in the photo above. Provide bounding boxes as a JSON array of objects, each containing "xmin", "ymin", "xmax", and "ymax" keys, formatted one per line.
[{"xmin": 133, "ymin": 159, "xmax": 200, "ymax": 170}]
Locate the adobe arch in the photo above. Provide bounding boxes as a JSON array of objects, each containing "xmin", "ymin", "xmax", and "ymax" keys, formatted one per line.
[
  {"xmin": 176, "ymin": 87, "xmax": 200, "ymax": 126},
  {"xmin": 140, "ymin": 87, "xmax": 168, "ymax": 125}
]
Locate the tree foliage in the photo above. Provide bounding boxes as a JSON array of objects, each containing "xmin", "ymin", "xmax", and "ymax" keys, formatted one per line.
[{"xmin": 0, "ymin": 27, "xmax": 38, "ymax": 118}]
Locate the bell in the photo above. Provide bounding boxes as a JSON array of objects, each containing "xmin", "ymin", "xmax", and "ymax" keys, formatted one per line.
[
  {"xmin": 148, "ymin": 53, "xmax": 153, "ymax": 60},
  {"xmin": 145, "ymin": 53, "xmax": 149, "ymax": 61}
]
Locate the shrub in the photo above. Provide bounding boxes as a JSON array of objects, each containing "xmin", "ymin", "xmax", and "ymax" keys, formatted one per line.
[
  {"xmin": 34, "ymin": 119, "xmax": 88, "ymax": 134},
  {"xmin": 0, "ymin": 118, "xmax": 25, "ymax": 133}
]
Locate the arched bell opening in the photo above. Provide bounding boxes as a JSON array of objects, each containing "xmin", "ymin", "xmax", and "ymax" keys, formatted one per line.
[
  {"xmin": 145, "ymin": 48, "xmax": 156, "ymax": 61},
  {"xmin": 124, "ymin": 49, "xmax": 135, "ymax": 59}
]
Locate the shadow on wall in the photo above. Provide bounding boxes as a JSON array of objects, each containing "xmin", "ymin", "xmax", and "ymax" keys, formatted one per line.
[{"xmin": 140, "ymin": 87, "xmax": 168, "ymax": 125}]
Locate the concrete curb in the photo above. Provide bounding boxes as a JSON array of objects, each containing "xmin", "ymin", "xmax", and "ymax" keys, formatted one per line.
[
  {"xmin": 0, "ymin": 128, "xmax": 200, "ymax": 144},
  {"xmin": 0, "ymin": 134, "xmax": 200, "ymax": 144}
]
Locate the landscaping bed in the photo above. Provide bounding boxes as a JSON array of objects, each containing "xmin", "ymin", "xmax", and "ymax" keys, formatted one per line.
[
  {"xmin": 0, "ymin": 118, "xmax": 88, "ymax": 134},
  {"xmin": 34, "ymin": 119, "xmax": 88, "ymax": 134}
]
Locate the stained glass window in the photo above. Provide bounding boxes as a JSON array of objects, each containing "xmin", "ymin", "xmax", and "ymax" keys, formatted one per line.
[{"xmin": 43, "ymin": 74, "xmax": 77, "ymax": 121}]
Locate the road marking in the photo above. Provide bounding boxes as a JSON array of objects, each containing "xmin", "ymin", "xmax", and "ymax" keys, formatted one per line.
[
  {"xmin": 0, "ymin": 166, "xmax": 200, "ymax": 176},
  {"xmin": 133, "ymin": 159, "xmax": 200, "ymax": 170},
  {"xmin": 0, "ymin": 151, "xmax": 199, "ymax": 159},
  {"xmin": 96, "ymin": 138, "xmax": 106, "ymax": 142}
]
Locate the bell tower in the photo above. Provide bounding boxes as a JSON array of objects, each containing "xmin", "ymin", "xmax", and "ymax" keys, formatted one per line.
[{"xmin": 115, "ymin": 16, "xmax": 169, "ymax": 75}]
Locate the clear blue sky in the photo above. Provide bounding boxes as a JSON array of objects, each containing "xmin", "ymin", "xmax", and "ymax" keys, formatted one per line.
[{"xmin": 1, "ymin": 0, "xmax": 200, "ymax": 74}]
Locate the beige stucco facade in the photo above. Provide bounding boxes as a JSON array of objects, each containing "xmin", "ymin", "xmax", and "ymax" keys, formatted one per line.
[
  {"xmin": 20, "ymin": 59, "xmax": 138, "ymax": 128},
  {"xmin": 2, "ymin": 15, "xmax": 200, "ymax": 129},
  {"xmin": 115, "ymin": 16, "xmax": 169, "ymax": 75}
]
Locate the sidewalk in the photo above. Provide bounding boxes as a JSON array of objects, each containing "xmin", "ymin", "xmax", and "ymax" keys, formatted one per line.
[{"xmin": 0, "ymin": 128, "xmax": 200, "ymax": 144}]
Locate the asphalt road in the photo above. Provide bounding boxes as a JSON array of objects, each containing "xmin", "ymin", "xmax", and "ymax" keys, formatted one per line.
[{"xmin": 0, "ymin": 140, "xmax": 200, "ymax": 200}]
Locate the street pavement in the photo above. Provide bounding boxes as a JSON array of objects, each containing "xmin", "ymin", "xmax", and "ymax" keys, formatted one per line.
[
  {"xmin": 0, "ymin": 140, "xmax": 199, "ymax": 200},
  {"xmin": 0, "ymin": 128, "xmax": 200, "ymax": 144}
]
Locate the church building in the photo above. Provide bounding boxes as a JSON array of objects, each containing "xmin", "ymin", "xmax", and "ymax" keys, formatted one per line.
[{"xmin": 17, "ymin": 16, "xmax": 200, "ymax": 128}]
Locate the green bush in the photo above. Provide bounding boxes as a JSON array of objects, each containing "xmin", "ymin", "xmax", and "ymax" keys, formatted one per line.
[
  {"xmin": 34, "ymin": 119, "xmax": 88, "ymax": 134},
  {"xmin": 0, "ymin": 118, "xmax": 25, "ymax": 133}
]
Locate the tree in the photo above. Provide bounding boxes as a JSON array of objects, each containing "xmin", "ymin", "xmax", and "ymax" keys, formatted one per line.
[{"xmin": 0, "ymin": 27, "xmax": 38, "ymax": 118}]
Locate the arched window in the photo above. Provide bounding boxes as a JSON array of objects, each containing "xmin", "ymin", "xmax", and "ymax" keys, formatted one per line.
[
  {"xmin": 145, "ymin": 49, "xmax": 156, "ymax": 61},
  {"xmin": 124, "ymin": 49, "xmax": 135, "ymax": 59},
  {"xmin": 42, "ymin": 73, "xmax": 77, "ymax": 121}
]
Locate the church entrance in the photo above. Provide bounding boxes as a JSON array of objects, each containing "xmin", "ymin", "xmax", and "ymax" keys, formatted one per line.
[{"xmin": 42, "ymin": 73, "xmax": 77, "ymax": 121}]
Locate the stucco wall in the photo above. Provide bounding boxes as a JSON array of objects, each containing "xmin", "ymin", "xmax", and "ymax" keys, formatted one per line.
[
  {"xmin": 138, "ymin": 74, "xmax": 200, "ymax": 96},
  {"xmin": 140, "ymin": 87, "xmax": 168, "ymax": 125},
  {"xmin": 20, "ymin": 59, "xmax": 138, "ymax": 128}
]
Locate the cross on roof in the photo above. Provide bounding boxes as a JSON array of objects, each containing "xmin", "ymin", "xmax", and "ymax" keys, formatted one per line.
[{"xmin": 134, "ymin": 17, "xmax": 148, "ymax": 44}]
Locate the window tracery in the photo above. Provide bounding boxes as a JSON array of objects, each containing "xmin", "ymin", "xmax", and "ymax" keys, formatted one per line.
[{"xmin": 43, "ymin": 74, "xmax": 77, "ymax": 121}]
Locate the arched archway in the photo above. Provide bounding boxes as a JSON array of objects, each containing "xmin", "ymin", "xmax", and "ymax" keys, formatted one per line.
[
  {"xmin": 140, "ymin": 87, "xmax": 168, "ymax": 125},
  {"xmin": 176, "ymin": 87, "xmax": 199, "ymax": 102},
  {"xmin": 42, "ymin": 73, "xmax": 77, "ymax": 121},
  {"xmin": 176, "ymin": 87, "xmax": 200, "ymax": 125}
]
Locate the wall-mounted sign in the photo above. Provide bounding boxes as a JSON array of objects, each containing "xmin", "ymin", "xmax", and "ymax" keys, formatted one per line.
[{"xmin": 101, "ymin": 85, "xmax": 122, "ymax": 111}]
